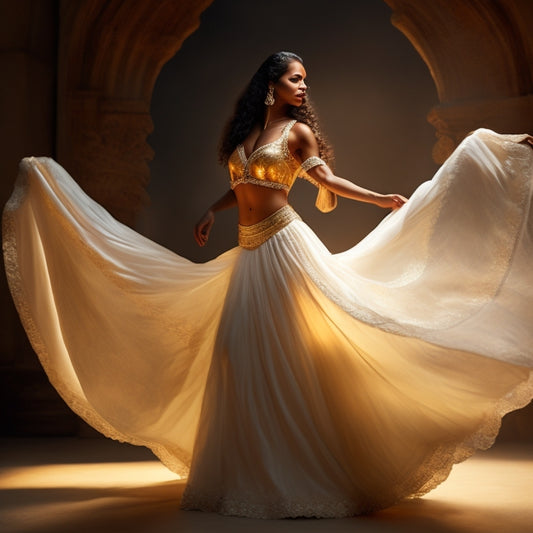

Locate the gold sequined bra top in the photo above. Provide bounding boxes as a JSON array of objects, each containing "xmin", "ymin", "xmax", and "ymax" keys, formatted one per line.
[{"xmin": 228, "ymin": 119, "xmax": 337, "ymax": 212}]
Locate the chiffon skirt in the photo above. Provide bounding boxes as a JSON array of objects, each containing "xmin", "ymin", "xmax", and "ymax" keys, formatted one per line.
[{"xmin": 3, "ymin": 129, "xmax": 533, "ymax": 518}]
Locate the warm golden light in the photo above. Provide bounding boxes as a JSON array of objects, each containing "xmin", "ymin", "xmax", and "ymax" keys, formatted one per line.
[
  {"xmin": 1, "ymin": 448, "xmax": 531, "ymax": 532},
  {"xmin": 427, "ymin": 454, "xmax": 533, "ymax": 509},
  {"xmin": 0, "ymin": 459, "xmax": 184, "ymax": 533},
  {"xmin": 0, "ymin": 461, "xmax": 180, "ymax": 490}
]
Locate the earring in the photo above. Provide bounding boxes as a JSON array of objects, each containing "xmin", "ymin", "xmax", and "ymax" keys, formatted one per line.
[{"xmin": 264, "ymin": 86, "xmax": 275, "ymax": 106}]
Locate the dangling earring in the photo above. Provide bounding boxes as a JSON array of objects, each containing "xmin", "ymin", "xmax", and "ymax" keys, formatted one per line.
[{"xmin": 264, "ymin": 86, "xmax": 275, "ymax": 106}]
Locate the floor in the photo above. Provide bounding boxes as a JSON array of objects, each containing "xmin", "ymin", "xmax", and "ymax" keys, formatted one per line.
[{"xmin": 0, "ymin": 438, "xmax": 531, "ymax": 533}]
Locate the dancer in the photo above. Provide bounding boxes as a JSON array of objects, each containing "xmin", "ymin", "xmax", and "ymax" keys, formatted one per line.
[{"xmin": 3, "ymin": 51, "xmax": 533, "ymax": 519}]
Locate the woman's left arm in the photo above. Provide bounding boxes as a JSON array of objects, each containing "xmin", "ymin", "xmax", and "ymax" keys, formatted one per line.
[
  {"xmin": 308, "ymin": 165, "xmax": 407, "ymax": 209},
  {"xmin": 291, "ymin": 123, "xmax": 407, "ymax": 210}
]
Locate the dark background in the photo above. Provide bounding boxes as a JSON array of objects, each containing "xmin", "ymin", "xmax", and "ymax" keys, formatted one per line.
[
  {"xmin": 0, "ymin": 0, "xmax": 531, "ymax": 440},
  {"xmin": 139, "ymin": 0, "xmax": 439, "ymax": 261}
]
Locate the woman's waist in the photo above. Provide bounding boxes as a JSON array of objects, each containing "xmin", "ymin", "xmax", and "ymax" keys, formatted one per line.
[
  {"xmin": 238, "ymin": 205, "xmax": 301, "ymax": 250},
  {"xmin": 234, "ymin": 185, "xmax": 289, "ymax": 226}
]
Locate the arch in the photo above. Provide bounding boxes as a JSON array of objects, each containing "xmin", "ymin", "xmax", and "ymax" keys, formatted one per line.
[
  {"xmin": 57, "ymin": 0, "xmax": 214, "ymax": 224},
  {"xmin": 2, "ymin": 0, "xmax": 532, "ymax": 438},
  {"xmin": 58, "ymin": 0, "xmax": 533, "ymax": 222},
  {"xmin": 385, "ymin": 0, "xmax": 533, "ymax": 162}
]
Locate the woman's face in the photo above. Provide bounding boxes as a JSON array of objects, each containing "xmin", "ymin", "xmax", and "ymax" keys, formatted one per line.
[{"xmin": 273, "ymin": 61, "xmax": 307, "ymax": 107}]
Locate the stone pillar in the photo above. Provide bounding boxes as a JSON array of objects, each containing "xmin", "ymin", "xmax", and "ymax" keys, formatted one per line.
[
  {"xmin": 0, "ymin": 0, "xmax": 79, "ymax": 435},
  {"xmin": 385, "ymin": 0, "xmax": 533, "ymax": 162},
  {"xmin": 0, "ymin": 0, "xmax": 213, "ymax": 436},
  {"xmin": 383, "ymin": 0, "xmax": 533, "ymax": 438},
  {"xmin": 60, "ymin": 93, "xmax": 154, "ymax": 223},
  {"xmin": 427, "ymin": 95, "xmax": 533, "ymax": 163},
  {"xmin": 57, "ymin": 0, "xmax": 213, "ymax": 225}
]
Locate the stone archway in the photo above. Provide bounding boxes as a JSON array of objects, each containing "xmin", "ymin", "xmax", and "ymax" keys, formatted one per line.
[
  {"xmin": 57, "ymin": 0, "xmax": 214, "ymax": 225},
  {"xmin": 2, "ymin": 0, "xmax": 532, "ymax": 437},
  {"xmin": 54, "ymin": 0, "xmax": 533, "ymax": 441},
  {"xmin": 58, "ymin": 0, "xmax": 533, "ymax": 223},
  {"xmin": 385, "ymin": 0, "xmax": 533, "ymax": 162}
]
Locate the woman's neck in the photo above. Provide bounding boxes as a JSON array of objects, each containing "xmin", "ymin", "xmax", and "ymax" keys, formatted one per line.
[{"xmin": 264, "ymin": 106, "xmax": 291, "ymax": 129}]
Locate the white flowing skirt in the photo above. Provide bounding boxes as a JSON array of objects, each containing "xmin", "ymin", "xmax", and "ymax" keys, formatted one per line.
[{"xmin": 3, "ymin": 129, "xmax": 533, "ymax": 518}]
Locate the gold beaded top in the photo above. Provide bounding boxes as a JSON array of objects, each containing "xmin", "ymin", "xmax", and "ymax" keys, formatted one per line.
[{"xmin": 227, "ymin": 120, "xmax": 336, "ymax": 212}]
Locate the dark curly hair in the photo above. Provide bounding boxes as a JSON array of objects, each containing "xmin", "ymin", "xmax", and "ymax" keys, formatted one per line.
[{"xmin": 218, "ymin": 51, "xmax": 334, "ymax": 168}]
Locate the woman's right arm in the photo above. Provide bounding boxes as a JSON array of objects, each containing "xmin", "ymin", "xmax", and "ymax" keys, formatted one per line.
[{"xmin": 194, "ymin": 189, "xmax": 237, "ymax": 246}]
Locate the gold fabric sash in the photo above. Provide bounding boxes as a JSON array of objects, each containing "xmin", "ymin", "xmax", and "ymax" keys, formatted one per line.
[{"xmin": 238, "ymin": 205, "xmax": 301, "ymax": 250}]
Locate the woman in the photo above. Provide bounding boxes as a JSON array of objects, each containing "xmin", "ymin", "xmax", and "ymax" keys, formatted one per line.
[
  {"xmin": 3, "ymin": 52, "xmax": 533, "ymax": 519},
  {"xmin": 193, "ymin": 51, "xmax": 406, "ymax": 248}
]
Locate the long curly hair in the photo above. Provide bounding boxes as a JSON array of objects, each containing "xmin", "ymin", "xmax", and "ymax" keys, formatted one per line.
[{"xmin": 218, "ymin": 51, "xmax": 334, "ymax": 167}]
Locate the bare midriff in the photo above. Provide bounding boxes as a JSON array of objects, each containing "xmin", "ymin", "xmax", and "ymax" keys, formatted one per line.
[{"xmin": 233, "ymin": 183, "xmax": 289, "ymax": 225}]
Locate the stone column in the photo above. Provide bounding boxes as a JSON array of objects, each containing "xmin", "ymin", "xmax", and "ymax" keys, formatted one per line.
[
  {"xmin": 385, "ymin": 0, "xmax": 533, "ymax": 162},
  {"xmin": 57, "ymin": 0, "xmax": 213, "ymax": 225},
  {"xmin": 384, "ymin": 0, "xmax": 533, "ymax": 438},
  {"xmin": 0, "ymin": 0, "xmax": 80, "ymax": 435},
  {"xmin": 0, "ymin": 0, "xmax": 213, "ymax": 436}
]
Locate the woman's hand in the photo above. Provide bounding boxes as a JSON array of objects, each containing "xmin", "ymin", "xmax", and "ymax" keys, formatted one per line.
[
  {"xmin": 194, "ymin": 209, "xmax": 215, "ymax": 247},
  {"xmin": 375, "ymin": 194, "xmax": 408, "ymax": 210},
  {"xmin": 291, "ymin": 123, "xmax": 410, "ymax": 211},
  {"xmin": 193, "ymin": 189, "xmax": 237, "ymax": 246}
]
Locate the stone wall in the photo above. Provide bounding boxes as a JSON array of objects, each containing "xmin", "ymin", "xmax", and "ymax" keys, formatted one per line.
[
  {"xmin": 385, "ymin": 0, "xmax": 533, "ymax": 162},
  {"xmin": 0, "ymin": 0, "xmax": 531, "ymax": 438},
  {"xmin": 57, "ymin": 0, "xmax": 213, "ymax": 225},
  {"xmin": 0, "ymin": 0, "xmax": 213, "ymax": 435}
]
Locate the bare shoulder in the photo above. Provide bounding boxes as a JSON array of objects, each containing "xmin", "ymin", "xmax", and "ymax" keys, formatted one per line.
[
  {"xmin": 289, "ymin": 121, "xmax": 318, "ymax": 151},
  {"xmin": 291, "ymin": 121, "xmax": 314, "ymax": 139}
]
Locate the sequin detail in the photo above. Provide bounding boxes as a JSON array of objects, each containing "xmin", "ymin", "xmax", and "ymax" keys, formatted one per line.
[
  {"xmin": 238, "ymin": 205, "xmax": 301, "ymax": 250},
  {"xmin": 231, "ymin": 176, "xmax": 289, "ymax": 191},
  {"xmin": 229, "ymin": 120, "xmax": 298, "ymax": 191},
  {"xmin": 227, "ymin": 121, "xmax": 337, "ymax": 212},
  {"xmin": 300, "ymin": 155, "xmax": 326, "ymax": 172}
]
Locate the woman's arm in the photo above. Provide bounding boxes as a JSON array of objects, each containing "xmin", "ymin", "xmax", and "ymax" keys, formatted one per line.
[
  {"xmin": 290, "ymin": 123, "xmax": 407, "ymax": 210},
  {"xmin": 308, "ymin": 165, "xmax": 407, "ymax": 209},
  {"xmin": 194, "ymin": 189, "xmax": 237, "ymax": 247}
]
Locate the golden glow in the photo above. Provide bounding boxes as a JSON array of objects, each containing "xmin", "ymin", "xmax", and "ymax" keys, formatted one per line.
[
  {"xmin": 427, "ymin": 454, "xmax": 533, "ymax": 509},
  {"xmin": 0, "ymin": 451, "xmax": 532, "ymax": 532},
  {"xmin": 0, "ymin": 460, "xmax": 183, "ymax": 533},
  {"xmin": 0, "ymin": 461, "xmax": 179, "ymax": 490},
  {"xmin": 2, "ymin": 453, "xmax": 529, "ymax": 501}
]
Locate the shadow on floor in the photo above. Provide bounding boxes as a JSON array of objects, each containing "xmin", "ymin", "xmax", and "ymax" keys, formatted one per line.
[{"xmin": 0, "ymin": 438, "xmax": 531, "ymax": 533}]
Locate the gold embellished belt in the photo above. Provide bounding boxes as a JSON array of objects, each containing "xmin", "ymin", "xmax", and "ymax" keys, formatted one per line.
[{"xmin": 238, "ymin": 205, "xmax": 301, "ymax": 250}]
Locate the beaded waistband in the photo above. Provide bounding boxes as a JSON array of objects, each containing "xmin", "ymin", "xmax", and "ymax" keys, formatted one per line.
[{"xmin": 238, "ymin": 205, "xmax": 301, "ymax": 250}]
